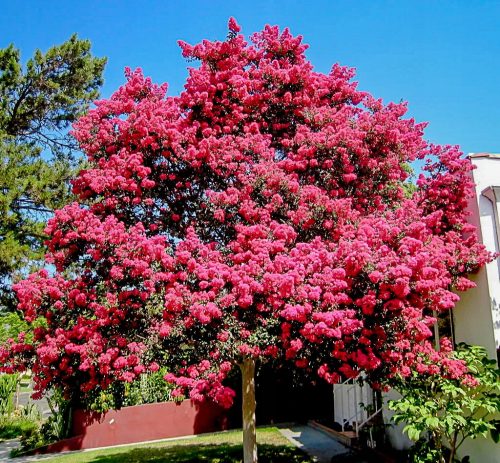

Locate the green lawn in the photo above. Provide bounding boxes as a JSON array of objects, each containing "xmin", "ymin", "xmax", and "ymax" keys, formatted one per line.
[{"xmin": 40, "ymin": 427, "xmax": 313, "ymax": 463}]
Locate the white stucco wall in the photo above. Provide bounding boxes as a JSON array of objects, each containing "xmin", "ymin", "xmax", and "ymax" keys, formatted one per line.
[
  {"xmin": 334, "ymin": 155, "xmax": 500, "ymax": 461},
  {"xmin": 453, "ymin": 155, "xmax": 500, "ymax": 356},
  {"xmin": 454, "ymin": 271, "xmax": 497, "ymax": 359},
  {"xmin": 446, "ymin": 154, "xmax": 500, "ymax": 463},
  {"xmin": 380, "ymin": 155, "xmax": 500, "ymax": 463},
  {"xmin": 453, "ymin": 156, "xmax": 499, "ymax": 358}
]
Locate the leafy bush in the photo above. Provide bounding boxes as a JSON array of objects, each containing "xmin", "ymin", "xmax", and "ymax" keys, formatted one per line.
[
  {"xmin": 138, "ymin": 368, "xmax": 177, "ymax": 404},
  {"xmin": 85, "ymin": 369, "xmax": 176, "ymax": 412},
  {"xmin": 389, "ymin": 343, "xmax": 500, "ymax": 463},
  {"xmin": 13, "ymin": 425, "xmax": 45, "ymax": 457},
  {"xmin": 0, "ymin": 401, "xmax": 41, "ymax": 455},
  {"xmin": 10, "ymin": 390, "xmax": 70, "ymax": 455}
]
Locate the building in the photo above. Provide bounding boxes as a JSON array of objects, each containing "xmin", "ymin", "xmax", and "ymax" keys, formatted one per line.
[
  {"xmin": 451, "ymin": 153, "xmax": 500, "ymax": 463},
  {"xmin": 334, "ymin": 153, "xmax": 500, "ymax": 462}
]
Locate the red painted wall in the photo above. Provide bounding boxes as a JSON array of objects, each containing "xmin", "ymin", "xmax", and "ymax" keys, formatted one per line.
[
  {"xmin": 33, "ymin": 371, "xmax": 332, "ymax": 455},
  {"xmin": 41, "ymin": 399, "xmax": 229, "ymax": 453}
]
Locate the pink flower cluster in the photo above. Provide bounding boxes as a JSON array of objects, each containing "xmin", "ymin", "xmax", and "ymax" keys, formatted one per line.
[
  {"xmin": 1, "ymin": 18, "xmax": 493, "ymax": 407},
  {"xmin": 398, "ymin": 338, "xmax": 479, "ymax": 388}
]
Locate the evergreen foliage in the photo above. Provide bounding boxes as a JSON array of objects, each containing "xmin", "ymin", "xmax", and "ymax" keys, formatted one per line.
[{"xmin": 0, "ymin": 35, "xmax": 106, "ymax": 310}]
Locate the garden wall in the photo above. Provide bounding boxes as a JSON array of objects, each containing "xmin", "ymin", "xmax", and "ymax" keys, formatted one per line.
[
  {"xmin": 42, "ymin": 399, "xmax": 229, "ymax": 452},
  {"xmin": 34, "ymin": 368, "xmax": 333, "ymax": 454}
]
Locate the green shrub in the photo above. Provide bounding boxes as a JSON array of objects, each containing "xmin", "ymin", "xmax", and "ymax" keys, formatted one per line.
[
  {"xmin": 12, "ymin": 425, "xmax": 44, "ymax": 457},
  {"xmin": 389, "ymin": 344, "xmax": 500, "ymax": 463},
  {"xmin": 84, "ymin": 369, "xmax": 175, "ymax": 412},
  {"xmin": 11, "ymin": 391, "xmax": 70, "ymax": 455}
]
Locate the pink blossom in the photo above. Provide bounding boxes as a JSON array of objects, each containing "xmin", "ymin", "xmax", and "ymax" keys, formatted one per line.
[{"xmin": 0, "ymin": 20, "xmax": 493, "ymax": 407}]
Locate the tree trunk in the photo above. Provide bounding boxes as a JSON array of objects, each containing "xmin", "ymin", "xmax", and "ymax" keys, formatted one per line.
[
  {"xmin": 448, "ymin": 431, "xmax": 458, "ymax": 463},
  {"xmin": 240, "ymin": 358, "xmax": 258, "ymax": 463}
]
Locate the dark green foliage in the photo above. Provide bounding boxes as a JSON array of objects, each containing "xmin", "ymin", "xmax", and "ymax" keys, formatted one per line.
[
  {"xmin": 0, "ymin": 36, "xmax": 106, "ymax": 310},
  {"xmin": 0, "ymin": 35, "xmax": 106, "ymax": 153}
]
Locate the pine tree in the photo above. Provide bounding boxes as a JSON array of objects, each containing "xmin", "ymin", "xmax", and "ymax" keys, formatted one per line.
[{"xmin": 0, "ymin": 35, "xmax": 106, "ymax": 310}]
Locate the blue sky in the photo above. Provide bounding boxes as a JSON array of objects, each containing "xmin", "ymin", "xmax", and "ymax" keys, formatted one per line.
[{"xmin": 1, "ymin": 0, "xmax": 499, "ymax": 155}]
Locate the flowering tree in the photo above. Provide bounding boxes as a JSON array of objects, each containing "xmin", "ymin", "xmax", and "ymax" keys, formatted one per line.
[{"xmin": 0, "ymin": 19, "xmax": 492, "ymax": 463}]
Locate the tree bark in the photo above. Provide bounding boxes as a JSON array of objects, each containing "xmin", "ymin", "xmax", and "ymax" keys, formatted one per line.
[
  {"xmin": 448, "ymin": 431, "xmax": 458, "ymax": 463},
  {"xmin": 240, "ymin": 358, "xmax": 258, "ymax": 463}
]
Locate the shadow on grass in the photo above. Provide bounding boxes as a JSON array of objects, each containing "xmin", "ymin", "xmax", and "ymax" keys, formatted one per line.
[{"xmin": 87, "ymin": 443, "xmax": 313, "ymax": 463}]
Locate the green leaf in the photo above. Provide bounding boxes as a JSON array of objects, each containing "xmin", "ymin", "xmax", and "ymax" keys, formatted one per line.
[
  {"xmin": 425, "ymin": 416, "xmax": 440, "ymax": 429},
  {"xmin": 403, "ymin": 425, "xmax": 421, "ymax": 442}
]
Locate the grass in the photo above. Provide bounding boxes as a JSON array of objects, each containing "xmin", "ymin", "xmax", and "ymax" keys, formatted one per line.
[{"xmin": 39, "ymin": 427, "xmax": 313, "ymax": 463}]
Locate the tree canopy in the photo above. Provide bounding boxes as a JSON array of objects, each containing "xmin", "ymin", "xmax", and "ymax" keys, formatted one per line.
[
  {"xmin": 0, "ymin": 35, "xmax": 106, "ymax": 310},
  {"xmin": 0, "ymin": 19, "xmax": 492, "ymax": 463}
]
